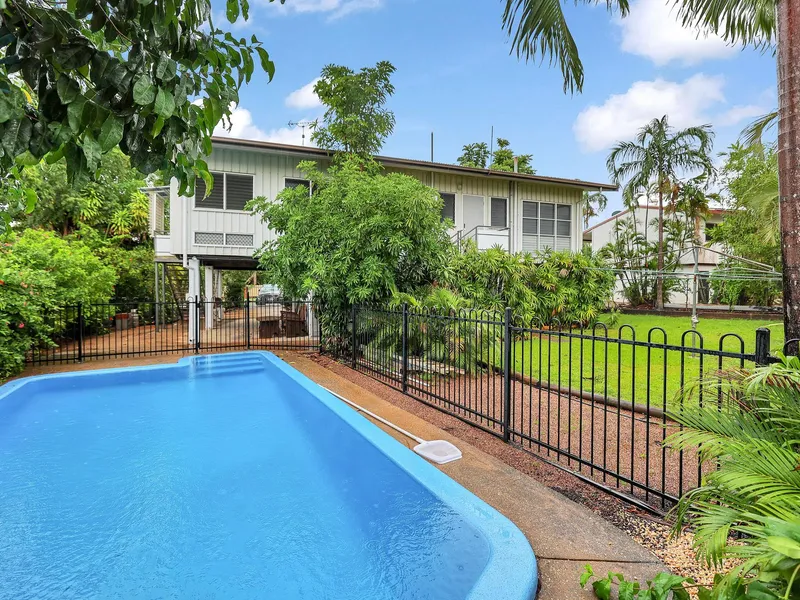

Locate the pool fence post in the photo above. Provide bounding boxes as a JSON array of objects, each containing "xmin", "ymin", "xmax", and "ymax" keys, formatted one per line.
[
  {"xmin": 401, "ymin": 303, "xmax": 409, "ymax": 393},
  {"xmin": 351, "ymin": 304, "xmax": 357, "ymax": 368},
  {"xmin": 503, "ymin": 306, "xmax": 512, "ymax": 443},
  {"xmin": 194, "ymin": 296, "xmax": 201, "ymax": 353},
  {"xmin": 754, "ymin": 327, "xmax": 771, "ymax": 366},
  {"xmin": 245, "ymin": 290, "xmax": 251, "ymax": 350},
  {"xmin": 77, "ymin": 303, "xmax": 84, "ymax": 363}
]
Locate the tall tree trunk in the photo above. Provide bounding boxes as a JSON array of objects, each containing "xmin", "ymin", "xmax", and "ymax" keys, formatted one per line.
[
  {"xmin": 778, "ymin": 0, "xmax": 800, "ymax": 343},
  {"xmin": 656, "ymin": 185, "xmax": 664, "ymax": 309}
]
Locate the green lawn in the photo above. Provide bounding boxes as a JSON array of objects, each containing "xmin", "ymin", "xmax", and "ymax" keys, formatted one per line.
[{"xmin": 508, "ymin": 313, "xmax": 784, "ymax": 411}]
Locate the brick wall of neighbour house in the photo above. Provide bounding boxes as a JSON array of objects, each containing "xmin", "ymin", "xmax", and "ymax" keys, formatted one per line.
[{"xmin": 167, "ymin": 146, "xmax": 586, "ymax": 259}]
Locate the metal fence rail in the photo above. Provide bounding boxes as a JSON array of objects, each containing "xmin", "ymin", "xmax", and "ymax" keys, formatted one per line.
[
  {"xmin": 350, "ymin": 303, "xmax": 772, "ymax": 513},
  {"xmin": 25, "ymin": 299, "xmax": 320, "ymax": 364}
]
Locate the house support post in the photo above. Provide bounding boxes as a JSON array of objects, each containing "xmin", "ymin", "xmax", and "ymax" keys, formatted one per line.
[
  {"xmin": 187, "ymin": 257, "xmax": 201, "ymax": 346},
  {"xmin": 204, "ymin": 266, "xmax": 214, "ymax": 329}
]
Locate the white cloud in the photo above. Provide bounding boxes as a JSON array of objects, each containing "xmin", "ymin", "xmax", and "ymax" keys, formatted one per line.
[
  {"xmin": 212, "ymin": 104, "xmax": 317, "ymax": 146},
  {"xmin": 717, "ymin": 104, "xmax": 769, "ymax": 127},
  {"xmin": 573, "ymin": 74, "xmax": 725, "ymax": 152},
  {"xmin": 285, "ymin": 78, "xmax": 322, "ymax": 110},
  {"xmin": 267, "ymin": 0, "xmax": 383, "ymax": 19},
  {"xmin": 616, "ymin": 0, "xmax": 736, "ymax": 65}
]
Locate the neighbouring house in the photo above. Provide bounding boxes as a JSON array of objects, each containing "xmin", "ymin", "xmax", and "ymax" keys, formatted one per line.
[
  {"xmin": 147, "ymin": 137, "xmax": 616, "ymax": 338},
  {"xmin": 583, "ymin": 204, "xmax": 731, "ymax": 306}
]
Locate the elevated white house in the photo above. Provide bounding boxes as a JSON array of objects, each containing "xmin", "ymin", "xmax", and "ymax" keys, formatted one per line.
[{"xmin": 150, "ymin": 137, "xmax": 617, "ymax": 320}]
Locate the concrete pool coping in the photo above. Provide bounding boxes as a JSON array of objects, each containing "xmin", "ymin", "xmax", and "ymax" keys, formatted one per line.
[{"xmin": 16, "ymin": 350, "xmax": 665, "ymax": 598}]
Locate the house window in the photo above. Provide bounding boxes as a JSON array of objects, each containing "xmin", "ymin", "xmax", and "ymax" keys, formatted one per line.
[
  {"xmin": 440, "ymin": 192, "xmax": 456, "ymax": 223},
  {"xmin": 491, "ymin": 197, "xmax": 507, "ymax": 228},
  {"xmin": 522, "ymin": 201, "xmax": 572, "ymax": 252},
  {"xmin": 285, "ymin": 178, "xmax": 312, "ymax": 195},
  {"xmin": 195, "ymin": 172, "xmax": 254, "ymax": 211}
]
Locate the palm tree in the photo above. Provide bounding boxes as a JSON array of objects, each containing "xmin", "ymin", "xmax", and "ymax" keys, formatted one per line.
[
  {"xmin": 500, "ymin": 0, "xmax": 800, "ymax": 338},
  {"xmin": 668, "ymin": 356, "xmax": 800, "ymax": 596},
  {"xmin": 607, "ymin": 116, "xmax": 714, "ymax": 309},
  {"xmin": 581, "ymin": 190, "xmax": 608, "ymax": 227}
]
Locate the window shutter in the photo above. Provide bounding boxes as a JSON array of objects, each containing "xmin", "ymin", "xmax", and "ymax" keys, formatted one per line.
[
  {"xmin": 226, "ymin": 174, "xmax": 253, "ymax": 211},
  {"xmin": 195, "ymin": 172, "xmax": 224, "ymax": 209},
  {"xmin": 490, "ymin": 197, "xmax": 507, "ymax": 228}
]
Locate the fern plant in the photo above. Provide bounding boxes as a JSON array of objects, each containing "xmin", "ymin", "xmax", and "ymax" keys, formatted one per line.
[{"xmin": 666, "ymin": 355, "xmax": 800, "ymax": 598}]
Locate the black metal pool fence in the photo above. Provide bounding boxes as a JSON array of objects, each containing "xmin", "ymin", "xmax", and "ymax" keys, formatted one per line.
[{"xmin": 26, "ymin": 299, "xmax": 792, "ymax": 514}]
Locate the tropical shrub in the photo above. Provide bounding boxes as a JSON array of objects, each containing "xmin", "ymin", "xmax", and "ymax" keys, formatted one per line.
[
  {"xmin": 582, "ymin": 356, "xmax": 800, "ymax": 599},
  {"xmin": 599, "ymin": 211, "xmax": 693, "ymax": 307},
  {"xmin": 10, "ymin": 229, "xmax": 116, "ymax": 307},
  {"xmin": 444, "ymin": 242, "xmax": 614, "ymax": 326},
  {"xmin": 249, "ymin": 155, "xmax": 452, "ymax": 350},
  {"xmin": 0, "ymin": 250, "xmax": 55, "ymax": 379}
]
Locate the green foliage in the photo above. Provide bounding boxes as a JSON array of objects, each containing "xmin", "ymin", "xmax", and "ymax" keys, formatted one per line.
[
  {"xmin": 13, "ymin": 149, "xmax": 150, "ymax": 238},
  {"xmin": 444, "ymin": 243, "xmax": 614, "ymax": 326},
  {"xmin": 501, "ymin": 0, "xmax": 771, "ymax": 94},
  {"xmin": 456, "ymin": 142, "xmax": 490, "ymax": 169},
  {"xmin": 311, "ymin": 61, "xmax": 396, "ymax": 156},
  {"xmin": 582, "ymin": 190, "xmax": 608, "ymax": 226},
  {"xmin": 0, "ymin": 229, "xmax": 117, "ymax": 377},
  {"xmin": 490, "ymin": 137, "xmax": 535, "ymax": 174},
  {"xmin": 223, "ymin": 270, "xmax": 253, "ymax": 302},
  {"xmin": 667, "ymin": 356, "xmax": 800, "ymax": 598},
  {"xmin": 249, "ymin": 155, "xmax": 452, "ymax": 345},
  {"xmin": 456, "ymin": 138, "xmax": 535, "ymax": 173},
  {"xmin": 599, "ymin": 211, "xmax": 694, "ymax": 306},
  {"xmin": 0, "ymin": 248, "xmax": 54, "ymax": 378},
  {"xmin": 710, "ymin": 144, "xmax": 780, "ymax": 306},
  {"xmin": 11, "ymin": 229, "xmax": 116, "ymax": 306},
  {"xmin": 580, "ymin": 565, "xmax": 693, "ymax": 600},
  {"xmin": 607, "ymin": 115, "xmax": 715, "ymax": 307},
  {"xmin": 0, "ymin": 0, "xmax": 277, "ymax": 233},
  {"xmin": 95, "ymin": 244, "xmax": 154, "ymax": 300}
]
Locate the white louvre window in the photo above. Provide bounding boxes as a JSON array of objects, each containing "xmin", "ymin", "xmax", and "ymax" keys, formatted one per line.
[
  {"xmin": 195, "ymin": 173, "xmax": 254, "ymax": 211},
  {"xmin": 225, "ymin": 233, "xmax": 254, "ymax": 247},
  {"xmin": 521, "ymin": 201, "xmax": 572, "ymax": 252},
  {"xmin": 440, "ymin": 192, "xmax": 456, "ymax": 222},
  {"xmin": 490, "ymin": 197, "xmax": 507, "ymax": 228},
  {"xmin": 285, "ymin": 178, "xmax": 312, "ymax": 196},
  {"xmin": 195, "ymin": 232, "xmax": 224, "ymax": 245}
]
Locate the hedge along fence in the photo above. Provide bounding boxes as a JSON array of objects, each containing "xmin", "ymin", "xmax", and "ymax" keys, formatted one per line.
[{"xmin": 349, "ymin": 303, "xmax": 778, "ymax": 513}]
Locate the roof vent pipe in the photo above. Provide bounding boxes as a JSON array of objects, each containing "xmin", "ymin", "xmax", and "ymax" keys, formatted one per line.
[{"xmin": 513, "ymin": 157, "xmax": 519, "ymax": 173}]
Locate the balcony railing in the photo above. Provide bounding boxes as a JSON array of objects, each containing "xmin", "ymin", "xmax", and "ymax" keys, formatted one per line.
[{"xmin": 452, "ymin": 225, "xmax": 510, "ymax": 252}]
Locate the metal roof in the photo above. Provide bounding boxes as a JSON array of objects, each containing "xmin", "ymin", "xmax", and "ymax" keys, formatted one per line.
[{"xmin": 210, "ymin": 137, "xmax": 619, "ymax": 192}]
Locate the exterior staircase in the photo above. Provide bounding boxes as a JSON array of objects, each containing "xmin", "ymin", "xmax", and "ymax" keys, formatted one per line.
[{"xmin": 163, "ymin": 264, "xmax": 190, "ymax": 320}]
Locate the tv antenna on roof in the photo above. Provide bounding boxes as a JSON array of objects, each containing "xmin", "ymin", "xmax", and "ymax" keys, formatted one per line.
[{"xmin": 287, "ymin": 120, "xmax": 316, "ymax": 146}]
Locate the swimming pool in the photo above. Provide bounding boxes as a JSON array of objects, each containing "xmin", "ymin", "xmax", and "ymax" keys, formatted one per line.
[{"xmin": 0, "ymin": 352, "xmax": 537, "ymax": 599}]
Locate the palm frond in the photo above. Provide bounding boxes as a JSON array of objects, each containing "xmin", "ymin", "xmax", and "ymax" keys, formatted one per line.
[
  {"xmin": 502, "ymin": 0, "xmax": 629, "ymax": 94},
  {"xmin": 672, "ymin": 0, "xmax": 776, "ymax": 48}
]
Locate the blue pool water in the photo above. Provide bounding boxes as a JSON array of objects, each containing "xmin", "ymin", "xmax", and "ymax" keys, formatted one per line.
[{"xmin": 0, "ymin": 352, "xmax": 536, "ymax": 599}]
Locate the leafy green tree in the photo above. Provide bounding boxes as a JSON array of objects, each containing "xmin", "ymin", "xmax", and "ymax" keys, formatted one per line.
[
  {"xmin": 607, "ymin": 116, "xmax": 714, "ymax": 309},
  {"xmin": 490, "ymin": 138, "xmax": 535, "ymax": 174},
  {"xmin": 311, "ymin": 61, "xmax": 396, "ymax": 156},
  {"xmin": 457, "ymin": 142, "xmax": 490, "ymax": 168},
  {"xmin": 13, "ymin": 149, "xmax": 149, "ymax": 238},
  {"xmin": 248, "ymin": 155, "xmax": 452, "ymax": 347},
  {"xmin": 709, "ymin": 144, "xmax": 780, "ymax": 306},
  {"xmin": 0, "ymin": 0, "xmax": 276, "ymax": 234}
]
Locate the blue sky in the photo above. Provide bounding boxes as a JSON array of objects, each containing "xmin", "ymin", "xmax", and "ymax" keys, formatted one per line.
[{"xmin": 212, "ymin": 0, "xmax": 776, "ymax": 223}]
